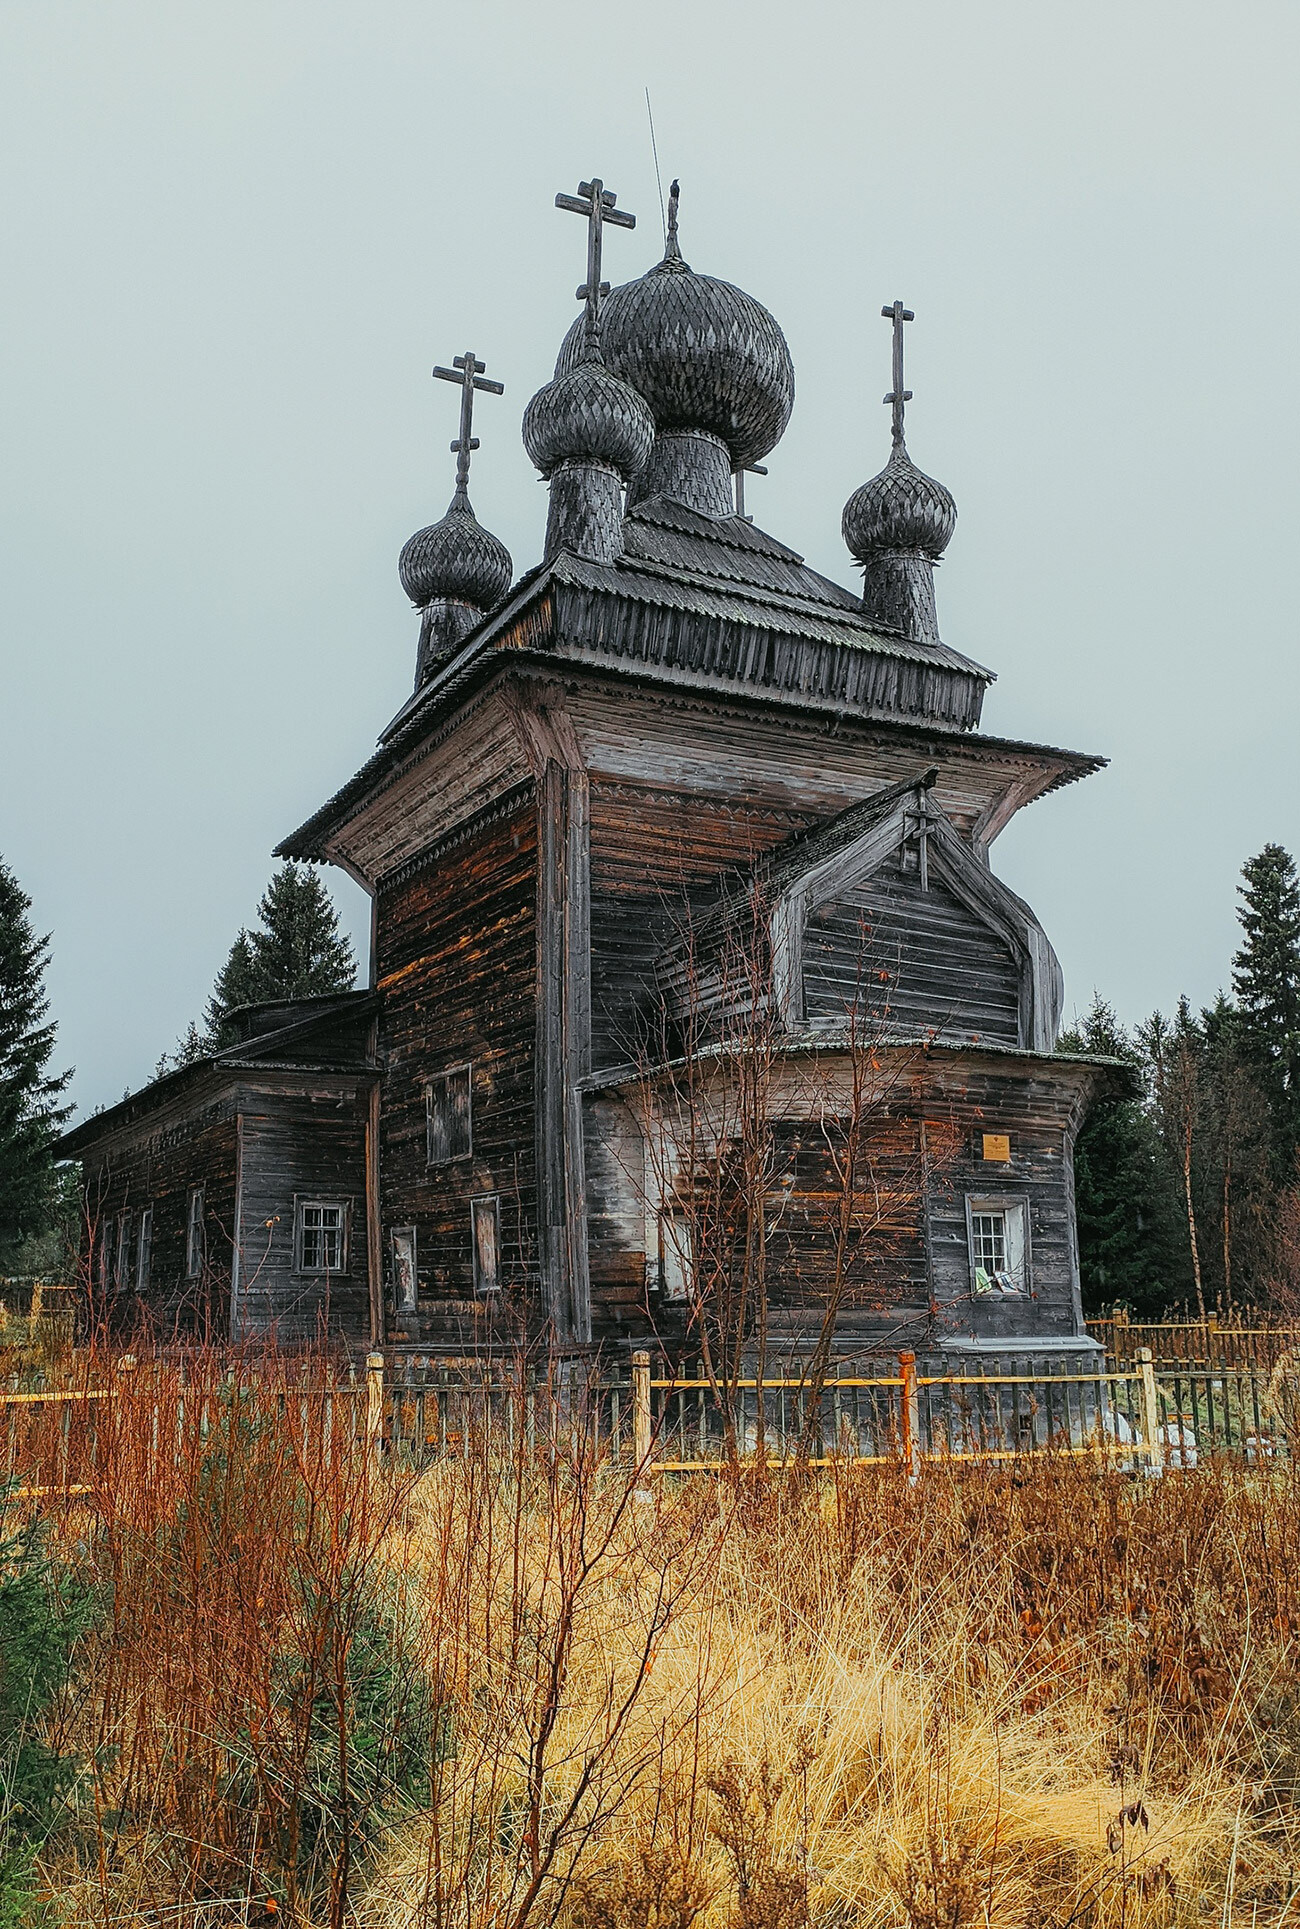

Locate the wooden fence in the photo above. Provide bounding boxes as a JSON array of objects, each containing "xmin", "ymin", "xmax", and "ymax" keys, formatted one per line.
[
  {"xmin": 3, "ymin": 1346, "xmax": 1296, "ymax": 1499},
  {"xmin": 1087, "ymin": 1315, "xmax": 1300, "ymax": 1369}
]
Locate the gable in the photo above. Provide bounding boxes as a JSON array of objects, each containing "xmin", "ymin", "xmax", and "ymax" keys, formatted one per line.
[{"xmin": 803, "ymin": 864, "xmax": 1022, "ymax": 1046}]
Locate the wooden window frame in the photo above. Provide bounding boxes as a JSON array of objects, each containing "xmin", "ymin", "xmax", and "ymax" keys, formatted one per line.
[
  {"xmin": 471, "ymin": 1193, "xmax": 501, "ymax": 1296},
  {"xmin": 965, "ymin": 1193, "xmax": 1031, "ymax": 1297},
  {"xmin": 657, "ymin": 1211, "xmax": 693, "ymax": 1303},
  {"xmin": 426, "ymin": 1064, "xmax": 474, "ymax": 1168},
  {"xmin": 293, "ymin": 1198, "xmax": 351, "ymax": 1278},
  {"xmin": 186, "ymin": 1186, "xmax": 206, "ymax": 1279},
  {"xmin": 137, "ymin": 1206, "xmax": 153, "ymax": 1295},
  {"xmin": 390, "ymin": 1227, "xmax": 418, "ymax": 1314}
]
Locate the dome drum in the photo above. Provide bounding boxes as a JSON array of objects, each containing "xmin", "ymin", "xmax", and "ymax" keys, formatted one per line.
[
  {"xmin": 629, "ymin": 428, "xmax": 734, "ymax": 519},
  {"xmin": 414, "ymin": 597, "xmax": 481, "ymax": 688},
  {"xmin": 544, "ymin": 458, "xmax": 628, "ymax": 565}
]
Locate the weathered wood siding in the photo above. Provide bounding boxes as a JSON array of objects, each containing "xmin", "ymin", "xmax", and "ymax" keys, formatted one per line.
[
  {"xmin": 234, "ymin": 1085, "xmax": 371, "ymax": 1343},
  {"xmin": 81, "ymin": 1102, "xmax": 239, "ymax": 1338},
  {"xmin": 375, "ymin": 790, "xmax": 539, "ymax": 1346},
  {"xmin": 587, "ymin": 782, "xmax": 815, "ymax": 1067},
  {"xmin": 803, "ymin": 867, "xmax": 1022, "ymax": 1046}
]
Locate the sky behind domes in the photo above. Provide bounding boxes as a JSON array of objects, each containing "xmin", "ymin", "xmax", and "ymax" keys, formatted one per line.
[{"xmin": 3, "ymin": 0, "xmax": 1298, "ymax": 1116}]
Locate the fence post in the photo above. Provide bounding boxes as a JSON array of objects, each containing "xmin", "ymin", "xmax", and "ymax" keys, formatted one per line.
[
  {"xmin": 1137, "ymin": 1346, "xmax": 1163, "ymax": 1476},
  {"xmin": 365, "ymin": 1351, "xmax": 385, "ymax": 1465},
  {"xmin": 898, "ymin": 1351, "xmax": 921, "ymax": 1482},
  {"xmin": 631, "ymin": 1349, "xmax": 651, "ymax": 1469}
]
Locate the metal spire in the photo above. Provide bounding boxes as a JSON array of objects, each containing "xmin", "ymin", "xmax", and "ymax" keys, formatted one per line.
[
  {"xmin": 555, "ymin": 177, "xmax": 636, "ymax": 355},
  {"xmin": 432, "ymin": 350, "xmax": 505, "ymax": 509},
  {"xmin": 882, "ymin": 299, "xmax": 915, "ymax": 451}
]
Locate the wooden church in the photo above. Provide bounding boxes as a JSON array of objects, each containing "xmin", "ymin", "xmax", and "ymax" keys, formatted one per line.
[{"xmin": 59, "ymin": 178, "xmax": 1113, "ymax": 1364}]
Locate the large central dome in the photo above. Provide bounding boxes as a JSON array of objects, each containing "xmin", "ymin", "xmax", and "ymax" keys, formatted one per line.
[{"xmin": 554, "ymin": 197, "xmax": 794, "ymax": 472}]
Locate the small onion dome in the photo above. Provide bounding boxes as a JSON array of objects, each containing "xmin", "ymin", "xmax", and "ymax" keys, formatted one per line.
[
  {"xmin": 522, "ymin": 355, "xmax": 655, "ymax": 481},
  {"xmin": 842, "ymin": 444, "xmax": 956, "ymax": 561},
  {"xmin": 398, "ymin": 499, "xmax": 512, "ymax": 611},
  {"xmin": 555, "ymin": 252, "xmax": 795, "ymax": 471}
]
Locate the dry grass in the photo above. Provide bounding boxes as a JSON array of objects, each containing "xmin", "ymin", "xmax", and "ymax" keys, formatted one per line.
[{"xmin": 15, "ymin": 1362, "xmax": 1300, "ymax": 1929}]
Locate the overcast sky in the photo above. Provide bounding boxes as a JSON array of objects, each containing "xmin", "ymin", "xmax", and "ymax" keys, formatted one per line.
[{"xmin": 3, "ymin": 0, "xmax": 1298, "ymax": 1119}]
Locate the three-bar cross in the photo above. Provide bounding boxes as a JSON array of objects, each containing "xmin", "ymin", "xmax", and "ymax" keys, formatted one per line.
[
  {"xmin": 555, "ymin": 177, "xmax": 636, "ymax": 348},
  {"xmin": 432, "ymin": 350, "xmax": 505, "ymax": 505},
  {"xmin": 882, "ymin": 299, "xmax": 915, "ymax": 450}
]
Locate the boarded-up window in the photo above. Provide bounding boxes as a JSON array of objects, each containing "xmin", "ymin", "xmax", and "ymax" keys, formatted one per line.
[
  {"xmin": 391, "ymin": 1227, "xmax": 418, "ymax": 1313},
  {"xmin": 137, "ymin": 1207, "xmax": 153, "ymax": 1294},
  {"xmin": 426, "ymin": 1065, "xmax": 473, "ymax": 1166},
  {"xmin": 659, "ymin": 1213, "xmax": 693, "ymax": 1302},
  {"xmin": 186, "ymin": 1187, "xmax": 205, "ymax": 1278},
  {"xmin": 296, "ymin": 1200, "xmax": 347, "ymax": 1274},
  {"xmin": 471, "ymin": 1195, "xmax": 501, "ymax": 1295}
]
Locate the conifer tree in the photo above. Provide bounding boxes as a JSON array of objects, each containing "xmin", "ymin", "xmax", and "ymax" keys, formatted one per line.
[
  {"xmin": 204, "ymin": 864, "xmax": 356, "ymax": 1047},
  {"xmin": 0, "ymin": 857, "xmax": 71, "ymax": 1267},
  {"xmin": 1058, "ymin": 996, "xmax": 1187, "ymax": 1314},
  {"xmin": 1232, "ymin": 842, "xmax": 1300, "ymax": 1168}
]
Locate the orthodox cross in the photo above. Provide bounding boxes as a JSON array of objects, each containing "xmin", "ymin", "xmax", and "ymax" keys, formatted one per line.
[
  {"xmin": 665, "ymin": 177, "xmax": 682, "ymax": 259},
  {"xmin": 902, "ymin": 775, "xmax": 937, "ymax": 892},
  {"xmin": 555, "ymin": 177, "xmax": 636, "ymax": 347},
  {"xmin": 432, "ymin": 351, "xmax": 505, "ymax": 506},
  {"xmin": 882, "ymin": 299, "xmax": 915, "ymax": 450}
]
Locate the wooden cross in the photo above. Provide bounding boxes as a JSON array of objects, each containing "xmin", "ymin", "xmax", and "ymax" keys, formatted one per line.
[
  {"xmin": 902, "ymin": 784, "xmax": 933, "ymax": 891},
  {"xmin": 882, "ymin": 299, "xmax": 915, "ymax": 449},
  {"xmin": 555, "ymin": 177, "xmax": 636, "ymax": 348},
  {"xmin": 432, "ymin": 350, "xmax": 505, "ymax": 505}
]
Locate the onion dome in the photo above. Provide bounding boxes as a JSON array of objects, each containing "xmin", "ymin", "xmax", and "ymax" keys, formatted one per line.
[
  {"xmin": 554, "ymin": 184, "xmax": 794, "ymax": 471},
  {"xmin": 842, "ymin": 444, "xmax": 956, "ymax": 563},
  {"xmin": 398, "ymin": 495, "xmax": 512, "ymax": 612},
  {"xmin": 522, "ymin": 352, "xmax": 654, "ymax": 481}
]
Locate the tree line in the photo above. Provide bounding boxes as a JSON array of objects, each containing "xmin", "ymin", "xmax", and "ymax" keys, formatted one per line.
[{"xmin": 1062, "ymin": 843, "xmax": 1300, "ymax": 1317}]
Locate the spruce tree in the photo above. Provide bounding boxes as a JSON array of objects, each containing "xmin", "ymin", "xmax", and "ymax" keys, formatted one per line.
[
  {"xmin": 204, "ymin": 864, "xmax": 356, "ymax": 1047},
  {"xmin": 1232, "ymin": 842, "xmax": 1300, "ymax": 1168},
  {"xmin": 1058, "ymin": 996, "xmax": 1188, "ymax": 1314},
  {"xmin": 0, "ymin": 858, "xmax": 72, "ymax": 1268}
]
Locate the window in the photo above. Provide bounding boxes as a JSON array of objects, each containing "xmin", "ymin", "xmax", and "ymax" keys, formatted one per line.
[
  {"xmin": 295, "ymin": 1200, "xmax": 347, "ymax": 1275},
  {"xmin": 186, "ymin": 1187, "xmax": 205, "ymax": 1279},
  {"xmin": 391, "ymin": 1227, "xmax": 418, "ymax": 1314},
  {"xmin": 658, "ymin": 1213, "xmax": 693, "ymax": 1302},
  {"xmin": 426, "ymin": 1065, "xmax": 473, "ymax": 1166},
  {"xmin": 137, "ymin": 1207, "xmax": 153, "ymax": 1294},
  {"xmin": 471, "ymin": 1194, "xmax": 501, "ymax": 1295},
  {"xmin": 968, "ymin": 1197, "xmax": 1028, "ymax": 1296},
  {"xmin": 114, "ymin": 1211, "xmax": 133, "ymax": 1292}
]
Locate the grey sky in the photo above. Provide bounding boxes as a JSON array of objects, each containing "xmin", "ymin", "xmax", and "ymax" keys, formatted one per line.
[{"xmin": 3, "ymin": 0, "xmax": 1298, "ymax": 1119}]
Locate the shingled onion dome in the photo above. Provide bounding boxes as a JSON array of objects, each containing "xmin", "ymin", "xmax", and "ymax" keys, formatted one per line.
[
  {"xmin": 555, "ymin": 181, "xmax": 795, "ymax": 519},
  {"xmin": 400, "ymin": 491, "xmax": 512, "ymax": 687},
  {"xmin": 401, "ymin": 348, "xmax": 512, "ymax": 691},
  {"xmin": 522, "ymin": 346, "xmax": 654, "ymax": 563},
  {"xmin": 842, "ymin": 302, "xmax": 956, "ymax": 647}
]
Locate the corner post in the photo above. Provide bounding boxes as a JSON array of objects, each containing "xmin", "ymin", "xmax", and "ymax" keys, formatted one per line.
[
  {"xmin": 631, "ymin": 1348, "xmax": 652, "ymax": 1468},
  {"xmin": 898, "ymin": 1351, "xmax": 921, "ymax": 1482},
  {"xmin": 1137, "ymin": 1346, "xmax": 1163, "ymax": 1476},
  {"xmin": 365, "ymin": 1350, "xmax": 385, "ymax": 1465}
]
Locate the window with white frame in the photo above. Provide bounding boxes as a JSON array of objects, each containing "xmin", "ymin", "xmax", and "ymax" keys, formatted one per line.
[
  {"xmin": 968, "ymin": 1197, "xmax": 1028, "ymax": 1296},
  {"xmin": 426, "ymin": 1065, "xmax": 473, "ymax": 1166},
  {"xmin": 295, "ymin": 1200, "xmax": 347, "ymax": 1275},
  {"xmin": 471, "ymin": 1194, "xmax": 501, "ymax": 1295},
  {"xmin": 137, "ymin": 1207, "xmax": 153, "ymax": 1294},
  {"xmin": 391, "ymin": 1227, "xmax": 418, "ymax": 1313},
  {"xmin": 658, "ymin": 1212, "xmax": 693, "ymax": 1302},
  {"xmin": 186, "ymin": 1187, "xmax": 205, "ymax": 1279}
]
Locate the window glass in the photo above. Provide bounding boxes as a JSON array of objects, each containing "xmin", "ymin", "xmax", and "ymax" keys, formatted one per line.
[
  {"xmin": 969, "ymin": 1199, "xmax": 1027, "ymax": 1296},
  {"xmin": 186, "ymin": 1189, "xmax": 205, "ymax": 1278},
  {"xmin": 298, "ymin": 1201, "xmax": 345, "ymax": 1274},
  {"xmin": 659, "ymin": 1213, "xmax": 693, "ymax": 1301},
  {"xmin": 391, "ymin": 1227, "xmax": 418, "ymax": 1313},
  {"xmin": 137, "ymin": 1208, "xmax": 153, "ymax": 1294},
  {"xmin": 115, "ymin": 1212, "xmax": 133, "ymax": 1292},
  {"xmin": 471, "ymin": 1195, "xmax": 500, "ymax": 1294},
  {"xmin": 427, "ymin": 1065, "xmax": 473, "ymax": 1166}
]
